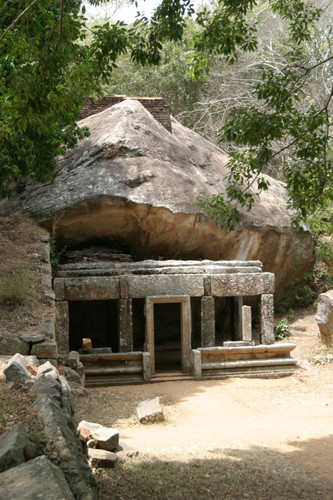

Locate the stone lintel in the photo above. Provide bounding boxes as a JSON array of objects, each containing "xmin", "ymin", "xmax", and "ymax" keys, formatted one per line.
[
  {"xmin": 201, "ymin": 296, "xmax": 215, "ymax": 347},
  {"xmin": 129, "ymin": 275, "xmax": 204, "ymax": 298},
  {"xmin": 64, "ymin": 277, "xmax": 120, "ymax": 301},
  {"xmin": 118, "ymin": 298, "xmax": 133, "ymax": 352},
  {"xmin": 260, "ymin": 294, "xmax": 275, "ymax": 345},
  {"xmin": 211, "ymin": 273, "xmax": 274, "ymax": 297}
]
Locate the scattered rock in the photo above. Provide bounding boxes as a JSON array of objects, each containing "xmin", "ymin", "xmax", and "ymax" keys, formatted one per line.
[
  {"xmin": 58, "ymin": 365, "xmax": 81, "ymax": 386},
  {"xmin": 3, "ymin": 354, "xmax": 31, "ymax": 384},
  {"xmin": 77, "ymin": 420, "xmax": 119, "ymax": 451},
  {"xmin": 30, "ymin": 376, "xmax": 62, "ymax": 401},
  {"xmin": 316, "ymin": 290, "xmax": 333, "ymax": 347},
  {"xmin": 0, "ymin": 455, "xmax": 74, "ymax": 500},
  {"xmin": 36, "ymin": 361, "xmax": 58, "ymax": 378},
  {"xmin": 87, "ymin": 448, "xmax": 118, "ymax": 468},
  {"xmin": 0, "ymin": 423, "xmax": 37, "ymax": 473},
  {"xmin": 136, "ymin": 397, "xmax": 165, "ymax": 424}
]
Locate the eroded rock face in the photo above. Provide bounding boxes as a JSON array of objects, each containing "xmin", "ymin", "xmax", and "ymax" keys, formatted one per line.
[{"xmin": 0, "ymin": 99, "xmax": 313, "ymax": 298}]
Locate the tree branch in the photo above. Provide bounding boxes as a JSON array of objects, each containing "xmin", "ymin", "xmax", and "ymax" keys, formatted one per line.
[{"xmin": 0, "ymin": 0, "xmax": 39, "ymax": 44}]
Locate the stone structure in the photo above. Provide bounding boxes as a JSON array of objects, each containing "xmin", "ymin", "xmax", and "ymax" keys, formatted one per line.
[
  {"xmin": 0, "ymin": 99, "xmax": 314, "ymax": 300},
  {"xmin": 80, "ymin": 95, "xmax": 172, "ymax": 132},
  {"xmin": 54, "ymin": 259, "xmax": 281, "ymax": 379}
]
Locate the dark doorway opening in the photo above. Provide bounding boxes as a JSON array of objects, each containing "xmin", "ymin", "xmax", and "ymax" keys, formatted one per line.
[
  {"xmin": 154, "ymin": 302, "xmax": 181, "ymax": 372},
  {"xmin": 69, "ymin": 300, "xmax": 118, "ymax": 351}
]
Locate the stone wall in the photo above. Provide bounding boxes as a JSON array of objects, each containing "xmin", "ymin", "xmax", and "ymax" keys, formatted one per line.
[{"xmin": 80, "ymin": 95, "xmax": 172, "ymax": 132}]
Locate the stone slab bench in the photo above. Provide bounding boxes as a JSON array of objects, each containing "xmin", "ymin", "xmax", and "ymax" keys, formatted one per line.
[
  {"xmin": 192, "ymin": 344, "xmax": 297, "ymax": 379},
  {"xmin": 80, "ymin": 351, "xmax": 151, "ymax": 384}
]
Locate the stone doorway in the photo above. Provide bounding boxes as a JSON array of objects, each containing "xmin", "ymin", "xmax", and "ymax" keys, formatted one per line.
[
  {"xmin": 68, "ymin": 300, "xmax": 118, "ymax": 351},
  {"xmin": 145, "ymin": 296, "xmax": 192, "ymax": 375}
]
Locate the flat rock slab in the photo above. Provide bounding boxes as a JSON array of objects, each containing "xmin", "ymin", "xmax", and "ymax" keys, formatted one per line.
[
  {"xmin": 136, "ymin": 397, "xmax": 165, "ymax": 424},
  {"xmin": 0, "ymin": 455, "xmax": 74, "ymax": 500},
  {"xmin": 88, "ymin": 448, "xmax": 118, "ymax": 468},
  {"xmin": 77, "ymin": 420, "xmax": 119, "ymax": 451},
  {"xmin": 0, "ymin": 423, "xmax": 36, "ymax": 473}
]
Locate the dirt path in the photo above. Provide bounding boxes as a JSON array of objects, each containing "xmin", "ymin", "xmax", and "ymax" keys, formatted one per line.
[{"xmin": 74, "ymin": 307, "xmax": 333, "ymax": 498}]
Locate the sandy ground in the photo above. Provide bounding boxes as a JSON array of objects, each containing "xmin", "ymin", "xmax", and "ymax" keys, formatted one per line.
[{"xmin": 74, "ymin": 307, "xmax": 333, "ymax": 495}]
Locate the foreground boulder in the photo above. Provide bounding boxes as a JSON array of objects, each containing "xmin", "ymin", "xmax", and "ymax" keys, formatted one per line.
[
  {"xmin": 0, "ymin": 99, "xmax": 313, "ymax": 298},
  {"xmin": 0, "ymin": 424, "xmax": 37, "ymax": 473},
  {"xmin": 0, "ymin": 455, "xmax": 74, "ymax": 500},
  {"xmin": 317, "ymin": 290, "xmax": 333, "ymax": 347}
]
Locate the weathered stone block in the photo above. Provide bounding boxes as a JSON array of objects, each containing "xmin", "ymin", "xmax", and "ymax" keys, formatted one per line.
[
  {"xmin": 20, "ymin": 333, "xmax": 45, "ymax": 344},
  {"xmin": 36, "ymin": 360, "xmax": 58, "ymax": 378},
  {"xmin": 31, "ymin": 339, "xmax": 58, "ymax": 359},
  {"xmin": 0, "ymin": 336, "xmax": 30, "ymax": 356},
  {"xmin": 0, "ymin": 455, "xmax": 74, "ymax": 500},
  {"xmin": 316, "ymin": 290, "xmax": 333, "ymax": 347}
]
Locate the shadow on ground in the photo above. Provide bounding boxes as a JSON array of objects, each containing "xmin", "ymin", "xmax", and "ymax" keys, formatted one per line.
[{"xmin": 96, "ymin": 437, "xmax": 333, "ymax": 500}]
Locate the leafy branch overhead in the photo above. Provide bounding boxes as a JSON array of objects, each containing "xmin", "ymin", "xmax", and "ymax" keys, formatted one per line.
[{"xmin": 0, "ymin": 0, "xmax": 332, "ymax": 226}]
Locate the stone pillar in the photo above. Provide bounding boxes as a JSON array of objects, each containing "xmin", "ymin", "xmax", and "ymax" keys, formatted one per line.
[
  {"xmin": 118, "ymin": 298, "xmax": 133, "ymax": 352},
  {"xmin": 55, "ymin": 301, "xmax": 69, "ymax": 354},
  {"xmin": 260, "ymin": 294, "xmax": 275, "ymax": 344},
  {"xmin": 142, "ymin": 352, "xmax": 152, "ymax": 382},
  {"xmin": 192, "ymin": 349, "xmax": 202, "ymax": 380},
  {"xmin": 201, "ymin": 296, "xmax": 215, "ymax": 347},
  {"xmin": 233, "ymin": 297, "xmax": 243, "ymax": 341},
  {"xmin": 242, "ymin": 305, "xmax": 252, "ymax": 342}
]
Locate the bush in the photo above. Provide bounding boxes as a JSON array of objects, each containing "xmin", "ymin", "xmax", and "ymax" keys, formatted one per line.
[
  {"xmin": 0, "ymin": 264, "xmax": 36, "ymax": 308},
  {"xmin": 275, "ymin": 318, "xmax": 290, "ymax": 340}
]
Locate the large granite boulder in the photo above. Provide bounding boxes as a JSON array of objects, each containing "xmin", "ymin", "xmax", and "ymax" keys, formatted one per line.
[
  {"xmin": 0, "ymin": 99, "xmax": 313, "ymax": 298},
  {"xmin": 316, "ymin": 290, "xmax": 333, "ymax": 347}
]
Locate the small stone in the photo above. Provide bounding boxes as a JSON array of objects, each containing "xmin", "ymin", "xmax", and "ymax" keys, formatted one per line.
[
  {"xmin": 82, "ymin": 338, "xmax": 92, "ymax": 351},
  {"xmin": 136, "ymin": 397, "xmax": 165, "ymax": 424},
  {"xmin": 58, "ymin": 366, "xmax": 81, "ymax": 385},
  {"xmin": 88, "ymin": 448, "xmax": 118, "ymax": 468},
  {"xmin": 26, "ymin": 364, "xmax": 38, "ymax": 376},
  {"xmin": 78, "ymin": 428, "xmax": 91, "ymax": 442}
]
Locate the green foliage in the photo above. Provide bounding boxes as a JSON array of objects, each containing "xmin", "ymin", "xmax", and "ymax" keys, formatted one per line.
[
  {"xmin": 0, "ymin": 0, "xmax": 194, "ymax": 196},
  {"xmin": 0, "ymin": 263, "xmax": 36, "ymax": 308},
  {"xmin": 197, "ymin": 194, "xmax": 240, "ymax": 229},
  {"xmin": 274, "ymin": 318, "xmax": 290, "ymax": 340}
]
